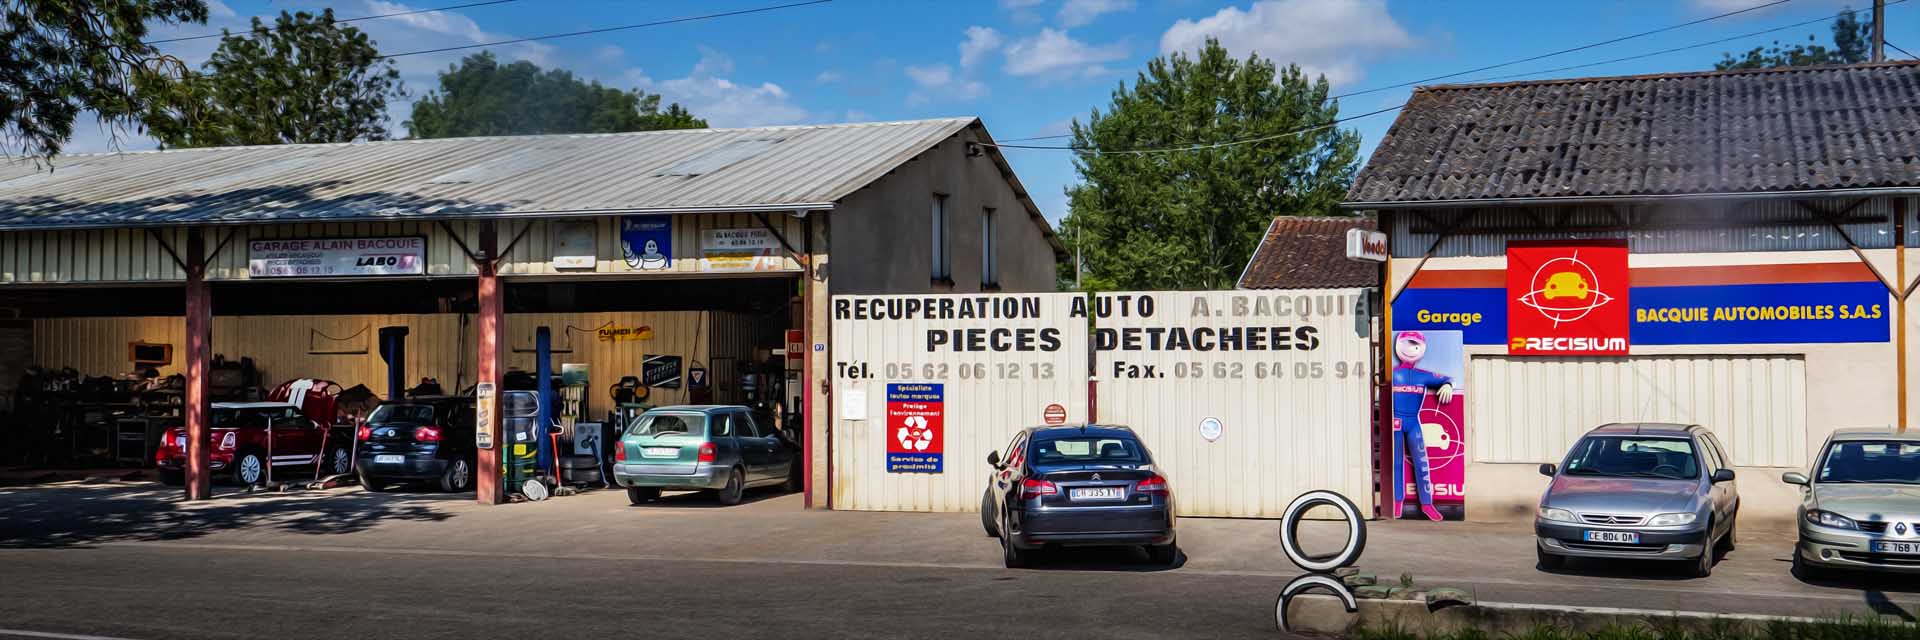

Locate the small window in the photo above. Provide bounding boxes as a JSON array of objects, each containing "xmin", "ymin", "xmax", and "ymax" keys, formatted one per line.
[
  {"xmin": 711, "ymin": 413, "xmax": 734, "ymax": 438},
  {"xmin": 931, "ymin": 194, "xmax": 952, "ymax": 282},
  {"xmin": 981, "ymin": 207, "xmax": 999, "ymax": 288},
  {"xmin": 736, "ymin": 412, "xmax": 762, "ymax": 438}
]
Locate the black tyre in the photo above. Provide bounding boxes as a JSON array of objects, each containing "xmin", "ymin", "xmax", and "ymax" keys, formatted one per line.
[
  {"xmin": 438, "ymin": 458, "xmax": 474, "ymax": 493},
  {"xmin": 157, "ymin": 469, "xmax": 185, "ymax": 486},
  {"xmin": 1792, "ymin": 552, "xmax": 1829, "ymax": 582},
  {"xmin": 715, "ymin": 467, "xmax": 745, "ymax": 506},
  {"xmin": 358, "ymin": 472, "xmax": 392, "ymax": 492},
  {"xmin": 981, "ymin": 489, "xmax": 1000, "ymax": 538},
  {"xmin": 324, "ymin": 444, "xmax": 352, "ymax": 477},
  {"xmin": 232, "ymin": 451, "xmax": 265, "ymax": 487},
  {"xmin": 1001, "ymin": 513, "xmax": 1029, "ymax": 569},
  {"xmin": 783, "ymin": 460, "xmax": 804, "ymax": 493},
  {"xmin": 1536, "ymin": 547, "xmax": 1565, "ymax": 571},
  {"xmin": 1146, "ymin": 542, "xmax": 1178, "ymax": 566},
  {"xmin": 1686, "ymin": 531, "xmax": 1715, "ymax": 578},
  {"xmin": 627, "ymin": 486, "xmax": 660, "ymax": 505},
  {"xmin": 1720, "ymin": 512, "xmax": 1737, "ymax": 552}
]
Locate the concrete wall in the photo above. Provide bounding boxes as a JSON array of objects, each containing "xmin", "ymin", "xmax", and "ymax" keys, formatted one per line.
[{"xmin": 829, "ymin": 127, "xmax": 1060, "ymax": 295}]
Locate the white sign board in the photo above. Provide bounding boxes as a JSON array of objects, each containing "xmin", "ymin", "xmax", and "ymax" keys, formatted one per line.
[
  {"xmin": 248, "ymin": 237, "xmax": 427, "ymax": 278},
  {"xmin": 551, "ymin": 221, "xmax": 597, "ymax": 269},
  {"xmin": 702, "ymin": 228, "xmax": 783, "ymax": 271},
  {"xmin": 1345, "ymin": 228, "xmax": 1389, "ymax": 263}
]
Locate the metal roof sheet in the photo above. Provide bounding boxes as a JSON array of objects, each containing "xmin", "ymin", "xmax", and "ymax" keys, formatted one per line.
[{"xmin": 0, "ymin": 118, "xmax": 981, "ymax": 230}]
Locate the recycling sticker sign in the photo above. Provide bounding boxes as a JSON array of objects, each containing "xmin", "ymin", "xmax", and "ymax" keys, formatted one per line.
[{"xmin": 885, "ymin": 383, "xmax": 944, "ymax": 473}]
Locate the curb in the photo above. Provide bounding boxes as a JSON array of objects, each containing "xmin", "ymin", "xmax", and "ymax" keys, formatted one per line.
[{"xmin": 1283, "ymin": 594, "xmax": 1834, "ymax": 636}]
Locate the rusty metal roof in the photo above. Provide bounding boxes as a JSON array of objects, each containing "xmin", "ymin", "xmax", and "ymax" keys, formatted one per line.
[
  {"xmin": 1237, "ymin": 216, "xmax": 1377, "ymax": 290},
  {"xmin": 0, "ymin": 118, "xmax": 989, "ymax": 230},
  {"xmin": 1347, "ymin": 62, "xmax": 1920, "ymax": 207}
]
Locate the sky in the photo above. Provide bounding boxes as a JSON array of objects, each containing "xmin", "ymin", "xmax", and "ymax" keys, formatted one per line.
[{"xmin": 65, "ymin": 0, "xmax": 1920, "ymax": 225}]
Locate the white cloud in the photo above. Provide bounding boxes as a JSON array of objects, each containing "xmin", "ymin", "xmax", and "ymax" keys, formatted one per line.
[
  {"xmin": 904, "ymin": 64, "xmax": 989, "ymax": 105},
  {"xmin": 594, "ymin": 45, "xmax": 625, "ymax": 64},
  {"xmin": 845, "ymin": 109, "xmax": 872, "ymax": 122},
  {"xmin": 959, "ymin": 26, "xmax": 1003, "ymax": 70},
  {"xmin": 1003, "ymin": 28, "xmax": 1127, "ymax": 78},
  {"xmin": 1160, "ymin": 0, "xmax": 1414, "ymax": 87},
  {"xmin": 206, "ymin": 0, "xmax": 237, "ymax": 19},
  {"xmin": 641, "ymin": 47, "xmax": 808, "ymax": 127},
  {"xmin": 1059, "ymin": 0, "xmax": 1133, "ymax": 28},
  {"xmin": 816, "ymin": 70, "xmax": 845, "ymax": 84},
  {"xmin": 905, "ymin": 64, "xmax": 954, "ymax": 88}
]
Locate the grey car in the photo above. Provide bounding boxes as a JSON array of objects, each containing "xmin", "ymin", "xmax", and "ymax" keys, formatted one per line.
[
  {"xmin": 1784, "ymin": 427, "xmax": 1920, "ymax": 579},
  {"xmin": 1534, "ymin": 423, "xmax": 1739, "ymax": 578}
]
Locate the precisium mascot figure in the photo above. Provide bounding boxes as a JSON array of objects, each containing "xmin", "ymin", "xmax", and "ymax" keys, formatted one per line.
[{"xmin": 1390, "ymin": 331, "xmax": 1453, "ymax": 521}]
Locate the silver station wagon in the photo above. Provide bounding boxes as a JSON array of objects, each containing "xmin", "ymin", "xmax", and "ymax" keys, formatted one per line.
[
  {"xmin": 1785, "ymin": 427, "xmax": 1920, "ymax": 578},
  {"xmin": 1534, "ymin": 423, "xmax": 1740, "ymax": 578}
]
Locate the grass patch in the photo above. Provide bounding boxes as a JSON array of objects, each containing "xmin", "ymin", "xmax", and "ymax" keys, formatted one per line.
[{"xmin": 1351, "ymin": 616, "xmax": 1920, "ymax": 640}]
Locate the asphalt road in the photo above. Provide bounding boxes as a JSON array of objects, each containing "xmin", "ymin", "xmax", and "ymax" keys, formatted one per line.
[{"xmin": 0, "ymin": 544, "xmax": 1309, "ymax": 640}]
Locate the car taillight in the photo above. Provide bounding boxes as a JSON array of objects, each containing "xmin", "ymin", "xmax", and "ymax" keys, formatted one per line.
[
  {"xmin": 219, "ymin": 432, "xmax": 237, "ymax": 450},
  {"xmin": 1020, "ymin": 478, "xmax": 1058, "ymax": 499},
  {"xmin": 697, "ymin": 442, "xmax": 717, "ymax": 463},
  {"xmin": 1135, "ymin": 473, "xmax": 1169, "ymax": 496},
  {"xmin": 356, "ymin": 425, "xmax": 372, "ymax": 441},
  {"xmin": 614, "ymin": 443, "xmax": 627, "ymax": 462},
  {"xmin": 415, "ymin": 425, "xmax": 443, "ymax": 442}
]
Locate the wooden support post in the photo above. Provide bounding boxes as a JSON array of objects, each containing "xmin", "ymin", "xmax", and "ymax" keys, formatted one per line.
[
  {"xmin": 184, "ymin": 227, "xmax": 212, "ymax": 501},
  {"xmin": 1898, "ymin": 198, "xmax": 1909, "ymax": 433},
  {"xmin": 474, "ymin": 222, "xmax": 506, "ymax": 505},
  {"xmin": 1378, "ymin": 210, "xmax": 1396, "ymax": 518}
]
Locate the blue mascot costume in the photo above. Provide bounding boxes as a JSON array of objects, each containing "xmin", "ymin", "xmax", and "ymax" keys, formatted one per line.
[{"xmin": 1390, "ymin": 330, "xmax": 1454, "ymax": 521}]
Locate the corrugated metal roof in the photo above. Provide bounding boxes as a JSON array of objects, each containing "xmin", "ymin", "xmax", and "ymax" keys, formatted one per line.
[{"xmin": 0, "ymin": 118, "xmax": 980, "ymax": 230}]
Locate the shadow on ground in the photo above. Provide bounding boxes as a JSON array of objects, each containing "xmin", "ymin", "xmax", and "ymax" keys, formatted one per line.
[
  {"xmin": 625, "ymin": 486, "xmax": 797, "ymax": 509},
  {"xmin": 0, "ymin": 481, "xmax": 460, "ymax": 549}
]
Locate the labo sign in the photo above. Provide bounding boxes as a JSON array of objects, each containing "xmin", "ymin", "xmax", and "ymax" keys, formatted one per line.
[{"xmin": 248, "ymin": 237, "xmax": 427, "ymax": 278}]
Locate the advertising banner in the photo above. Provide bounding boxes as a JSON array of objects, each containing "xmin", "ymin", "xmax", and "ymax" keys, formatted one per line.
[
  {"xmin": 1390, "ymin": 330, "xmax": 1466, "ymax": 519},
  {"xmin": 885, "ymin": 383, "xmax": 945, "ymax": 473},
  {"xmin": 1506, "ymin": 241, "xmax": 1630, "ymax": 355},
  {"xmin": 702, "ymin": 228, "xmax": 783, "ymax": 271},
  {"xmin": 621, "ymin": 217, "xmax": 672, "ymax": 270},
  {"xmin": 642, "ymin": 355, "xmax": 682, "ymax": 388},
  {"xmin": 247, "ymin": 237, "xmax": 426, "ymax": 278}
]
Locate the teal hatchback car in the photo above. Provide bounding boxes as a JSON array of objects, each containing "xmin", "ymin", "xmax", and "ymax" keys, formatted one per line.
[{"xmin": 613, "ymin": 405, "xmax": 800, "ymax": 505}]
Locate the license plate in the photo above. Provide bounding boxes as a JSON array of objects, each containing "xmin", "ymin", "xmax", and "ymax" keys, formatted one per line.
[
  {"xmin": 1583, "ymin": 530, "xmax": 1639, "ymax": 544},
  {"xmin": 1070, "ymin": 487, "xmax": 1125, "ymax": 501},
  {"xmin": 1872, "ymin": 540, "xmax": 1920, "ymax": 555},
  {"xmin": 643, "ymin": 447, "xmax": 679, "ymax": 458},
  {"xmin": 374, "ymin": 455, "xmax": 404, "ymax": 465}
]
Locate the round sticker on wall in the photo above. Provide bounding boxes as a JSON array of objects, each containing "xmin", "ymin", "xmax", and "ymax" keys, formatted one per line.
[
  {"xmin": 1198, "ymin": 417, "xmax": 1223, "ymax": 442},
  {"xmin": 1043, "ymin": 404, "xmax": 1068, "ymax": 426}
]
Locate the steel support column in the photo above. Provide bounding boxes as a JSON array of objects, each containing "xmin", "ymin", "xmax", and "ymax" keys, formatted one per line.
[
  {"xmin": 474, "ymin": 222, "xmax": 506, "ymax": 505},
  {"xmin": 184, "ymin": 228, "xmax": 212, "ymax": 500}
]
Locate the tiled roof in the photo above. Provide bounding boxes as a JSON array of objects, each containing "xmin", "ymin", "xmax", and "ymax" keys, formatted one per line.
[
  {"xmin": 1237, "ymin": 216, "xmax": 1377, "ymax": 290},
  {"xmin": 1347, "ymin": 62, "xmax": 1920, "ymax": 205}
]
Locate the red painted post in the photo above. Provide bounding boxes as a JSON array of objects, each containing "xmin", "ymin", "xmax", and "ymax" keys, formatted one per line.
[
  {"xmin": 474, "ymin": 222, "xmax": 505, "ymax": 505},
  {"xmin": 184, "ymin": 227, "xmax": 212, "ymax": 500}
]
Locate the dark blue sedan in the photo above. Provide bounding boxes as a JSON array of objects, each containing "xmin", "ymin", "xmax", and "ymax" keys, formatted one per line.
[{"xmin": 981, "ymin": 425, "xmax": 1177, "ymax": 568}]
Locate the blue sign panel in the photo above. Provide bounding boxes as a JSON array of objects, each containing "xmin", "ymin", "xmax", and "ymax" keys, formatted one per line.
[
  {"xmin": 621, "ymin": 217, "xmax": 672, "ymax": 270},
  {"xmin": 1393, "ymin": 288, "xmax": 1508, "ymax": 345},
  {"xmin": 1632, "ymin": 281, "xmax": 1889, "ymax": 345}
]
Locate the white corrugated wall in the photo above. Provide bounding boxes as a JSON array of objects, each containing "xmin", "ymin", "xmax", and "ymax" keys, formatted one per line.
[
  {"xmin": 1469, "ymin": 355, "xmax": 1808, "ymax": 468},
  {"xmin": 830, "ymin": 293, "xmax": 1089, "ymax": 512},
  {"xmin": 1094, "ymin": 290, "xmax": 1375, "ymax": 518}
]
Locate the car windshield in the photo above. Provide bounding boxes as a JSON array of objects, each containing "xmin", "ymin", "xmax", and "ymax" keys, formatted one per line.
[
  {"xmin": 1562, "ymin": 436, "xmax": 1698, "ymax": 480},
  {"xmin": 1032, "ymin": 436, "xmax": 1146, "ymax": 466},
  {"xmin": 1816, "ymin": 440, "xmax": 1920, "ymax": 485},
  {"xmin": 628, "ymin": 413, "xmax": 705, "ymax": 437},
  {"xmin": 368, "ymin": 405, "xmax": 434, "ymax": 424}
]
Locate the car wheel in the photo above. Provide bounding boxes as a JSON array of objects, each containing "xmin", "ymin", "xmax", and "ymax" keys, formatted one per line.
[
  {"xmin": 1791, "ymin": 550, "xmax": 1828, "ymax": 582},
  {"xmin": 157, "ymin": 469, "xmax": 185, "ymax": 486},
  {"xmin": 438, "ymin": 458, "xmax": 473, "ymax": 493},
  {"xmin": 1719, "ymin": 512, "xmax": 1737, "ymax": 552},
  {"xmin": 325, "ymin": 444, "xmax": 352, "ymax": 477},
  {"xmin": 232, "ymin": 451, "xmax": 265, "ymax": 487},
  {"xmin": 627, "ymin": 486, "xmax": 660, "ymax": 505},
  {"xmin": 1000, "ymin": 513, "xmax": 1029, "ymax": 569},
  {"xmin": 357, "ymin": 472, "xmax": 391, "ymax": 492},
  {"xmin": 981, "ymin": 489, "xmax": 1000, "ymax": 538},
  {"xmin": 1146, "ymin": 542, "xmax": 1178, "ymax": 566},
  {"xmin": 1535, "ymin": 546, "xmax": 1565, "ymax": 571},
  {"xmin": 715, "ymin": 467, "xmax": 745, "ymax": 506},
  {"xmin": 1687, "ymin": 537, "xmax": 1714, "ymax": 578}
]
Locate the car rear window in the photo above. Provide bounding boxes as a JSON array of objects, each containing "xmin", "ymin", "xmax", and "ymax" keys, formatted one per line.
[
  {"xmin": 369, "ymin": 404, "xmax": 434, "ymax": 424},
  {"xmin": 1032, "ymin": 436, "xmax": 1145, "ymax": 465},
  {"xmin": 629, "ymin": 413, "xmax": 706, "ymax": 437}
]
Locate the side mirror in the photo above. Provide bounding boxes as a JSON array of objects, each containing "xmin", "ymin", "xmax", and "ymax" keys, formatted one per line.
[
  {"xmin": 1782, "ymin": 471, "xmax": 1809, "ymax": 486},
  {"xmin": 1538, "ymin": 463, "xmax": 1558, "ymax": 477},
  {"xmin": 987, "ymin": 451, "xmax": 1002, "ymax": 468},
  {"xmin": 1712, "ymin": 468, "xmax": 1736, "ymax": 483}
]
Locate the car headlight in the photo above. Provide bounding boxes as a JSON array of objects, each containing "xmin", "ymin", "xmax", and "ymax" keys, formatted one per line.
[
  {"xmin": 1806, "ymin": 510, "xmax": 1858, "ymax": 530},
  {"xmin": 1538, "ymin": 507, "xmax": 1577, "ymax": 523},
  {"xmin": 1645, "ymin": 513, "xmax": 1698, "ymax": 527}
]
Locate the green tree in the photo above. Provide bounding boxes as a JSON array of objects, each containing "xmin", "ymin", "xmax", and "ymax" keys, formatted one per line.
[
  {"xmin": 142, "ymin": 9, "xmax": 404, "ymax": 147},
  {"xmin": 406, "ymin": 52, "xmax": 705, "ymax": 138},
  {"xmin": 1058, "ymin": 38, "xmax": 1360, "ymax": 291},
  {"xmin": 1, "ymin": 0, "xmax": 209, "ymax": 160},
  {"xmin": 1715, "ymin": 8, "xmax": 1872, "ymax": 70}
]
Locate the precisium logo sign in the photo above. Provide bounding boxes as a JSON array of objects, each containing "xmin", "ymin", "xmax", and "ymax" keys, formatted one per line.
[{"xmin": 1509, "ymin": 336, "xmax": 1629, "ymax": 352}]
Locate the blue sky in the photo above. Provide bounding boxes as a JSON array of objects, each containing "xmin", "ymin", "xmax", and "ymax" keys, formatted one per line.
[{"xmin": 73, "ymin": 0, "xmax": 1919, "ymax": 224}]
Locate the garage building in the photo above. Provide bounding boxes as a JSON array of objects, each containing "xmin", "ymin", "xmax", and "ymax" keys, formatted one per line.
[
  {"xmin": 0, "ymin": 117, "xmax": 1063, "ymax": 506},
  {"xmin": 1351, "ymin": 62, "xmax": 1920, "ymax": 522}
]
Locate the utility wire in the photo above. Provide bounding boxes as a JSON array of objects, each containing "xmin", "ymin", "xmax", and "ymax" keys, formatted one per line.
[
  {"xmin": 146, "ymin": 0, "xmax": 521, "ymax": 45},
  {"xmin": 1887, "ymin": 40, "xmax": 1920, "ymax": 61},
  {"xmin": 985, "ymin": 103, "xmax": 1407, "ymax": 154},
  {"xmin": 1466, "ymin": 0, "xmax": 1908, "ymax": 84},
  {"xmin": 376, "ymin": 0, "xmax": 833, "ymax": 59}
]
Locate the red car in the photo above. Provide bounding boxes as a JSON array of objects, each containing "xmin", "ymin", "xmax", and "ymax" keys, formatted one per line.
[{"xmin": 154, "ymin": 380, "xmax": 356, "ymax": 487}]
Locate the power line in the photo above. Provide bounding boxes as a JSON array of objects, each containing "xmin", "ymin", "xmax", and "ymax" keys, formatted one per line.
[
  {"xmin": 985, "ymin": 103, "xmax": 1407, "ymax": 154},
  {"xmin": 1887, "ymin": 40, "xmax": 1920, "ymax": 60},
  {"xmin": 1330, "ymin": 0, "xmax": 1796, "ymax": 100},
  {"xmin": 376, "ymin": 0, "xmax": 833, "ymax": 60},
  {"xmin": 1466, "ymin": 0, "xmax": 1908, "ymax": 84},
  {"xmin": 146, "ymin": 0, "xmax": 521, "ymax": 45}
]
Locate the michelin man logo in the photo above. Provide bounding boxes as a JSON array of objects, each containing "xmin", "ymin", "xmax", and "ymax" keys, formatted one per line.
[{"xmin": 896, "ymin": 415, "xmax": 935, "ymax": 451}]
